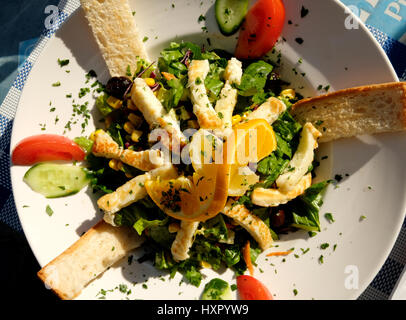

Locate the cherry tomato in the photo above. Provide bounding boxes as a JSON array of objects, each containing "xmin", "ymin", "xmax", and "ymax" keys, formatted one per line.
[
  {"xmin": 12, "ymin": 134, "xmax": 86, "ymax": 165},
  {"xmin": 237, "ymin": 275, "xmax": 273, "ymax": 300},
  {"xmin": 235, "ymin": 0, "xmax": 285, "ymax": 59}
]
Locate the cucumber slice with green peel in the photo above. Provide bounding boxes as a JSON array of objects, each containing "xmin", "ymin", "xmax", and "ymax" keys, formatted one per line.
[
  {"xmin": 23, "ymin": 163, "xmax": 90, "ymax": 198},
  {"xmin": 215, "ymin": 0, "xmax": 249, "ymax": 36}
]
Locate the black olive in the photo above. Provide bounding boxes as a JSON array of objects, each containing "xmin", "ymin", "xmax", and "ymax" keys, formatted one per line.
[{"xmin": 105, "ymin": 76, "xmax": 132, "ymax": 99}]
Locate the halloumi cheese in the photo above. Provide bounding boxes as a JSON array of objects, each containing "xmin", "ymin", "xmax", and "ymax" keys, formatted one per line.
[
  {"xmin": 251, "ymin": 173, "xmax": 312, "ymax": 207},
  {"xmin": 224, "ymin": 57, "xmax": 243, "ymax": 86},
  {"xmin": 276, "ymin": 123, "xmax": 321, "ymax": 192},
  {"xmin": 215, "ymin": 58, "xmax": 243, "ymax": 132},
  {"xmin": 246, "ymin": 97, "xmax": 287, "ymax": 124},
  {"xmin": 92, "ymin": 129, "xmax": 165, "ymax": 171},
  {"xmin": 222, "ymin": 200, "xmax": 273, "ymax": 251},
  {"xmin": 131, "ymin": 78, "xmax": 187, "ymax": 148},
  {"xmin": 99, "ymin": 164, "xmax": 178, "ymax": 224},
  {"xmin": 188, "ymin": 60, "xmax": 222, "ymax": 129},
  {"xmin": 171, "ymin": 221, "xmax": 200, "ymax": 261}
]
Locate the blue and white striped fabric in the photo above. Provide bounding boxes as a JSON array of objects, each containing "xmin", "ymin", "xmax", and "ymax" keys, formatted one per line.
[{"xmin": 0, "ymin": 0, "xmax": 405, "ymax": 300}]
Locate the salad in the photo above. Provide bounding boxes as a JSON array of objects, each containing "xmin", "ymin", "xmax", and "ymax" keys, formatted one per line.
[
  {"xmin": 78, "ymin": 41, "xmax": 327, "ymax": 288},
  {"xmin": 12, "ymin": 0, "xmax": 331, "ymax": 299}
]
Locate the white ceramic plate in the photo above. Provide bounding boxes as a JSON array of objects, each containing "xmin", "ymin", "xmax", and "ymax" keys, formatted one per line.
[{"xmin": 10, "ymin": 0, "xmax": 406, "ymax": 300}]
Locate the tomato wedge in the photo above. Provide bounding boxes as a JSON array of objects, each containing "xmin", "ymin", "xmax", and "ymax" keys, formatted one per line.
[
  {"xmin": 235, "ymin": 0, "xmax": 285, "ymax": 59},
  {"xmin": 237, "ymin": 275, "xmax": 273, "ymax": 300},
  {"xmin": 12, "ymin": 134, "xmax": 86, "ymax": 165}
]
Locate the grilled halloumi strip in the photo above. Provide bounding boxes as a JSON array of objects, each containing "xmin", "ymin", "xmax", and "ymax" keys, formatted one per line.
[
  {"xmin": 188, "ymin": 60, "xmax": 222, "ymax": 129},
  {"xmin": 222, "ymin": 200, "xmax": 273, "ymax": 251},
  {"xmin": 92, "ymin": 129, "xmax": 165, "ymax": 171},
  {"xmin": 215, "ymin": 58, "xmax": 243, "ymax": 131},
  {"xmin": 224, "ymin": 57, "xmax": 243, "ymax": 86},
  {"xmin": 131, "ymin": 78, "xmax": 187, "ymax": 148},
  {"xmin": 252, "ymin": 173, "xmax": 312, "ymax": 207},
  {"xmin": 99, "ymin": 164, "xmax": 178, "ymax": 225},
  {"xmin": 276, "ymin": 123, "xmax": 321, "ymax": 192},
  {"xmin": 246, "ymin": 97, "xmax": 287, "ymax": 124},
  {"xmin": 171, "ymin": 221, "xmax": 200, "ymax": 261}
]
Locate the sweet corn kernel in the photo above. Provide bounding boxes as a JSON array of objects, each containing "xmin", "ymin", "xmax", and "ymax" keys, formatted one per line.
[
  {"xmin": 127, "ymin": 100, "xmax": 137, "ymax": 111},
  {"xmin": 168, "ymin": 223, "xmax": 180, "ymax": 233},
  {"xmin": 281, "ymin": 89, "xmax": 296, "ymax": 100},
  {"xmin": 187, "ymin": 120, "xmax": 199, "ymax": 129},
  {"xmin": 232, "ymin": 115, "xmax": 242, "ymax": 126},
  {"xmin": 128, "ymin": 113, "xmax": 143, "ymax": 128},
  {"xmin": 131, "ymin": 130, "xmax": 143, "ymax": 143},
  {"xmin": 109, "ymin": 159, "xmax": 119, "ymax": 171},
  {"xmin": 106, "ymin": 96, "xmax": 123, "ymax": 109},
  {"xmin": 144, "ymin": 78, "xmax": 155, "ymax": 87},
  {"xmin": 105, "ymin": 116, "xmax": 113, "ymax": 129},
  {"xmin": 124, "ymin": 121, "xmax": 135, "ymax": 134},
  {"xmin": 200, "ymin": 261, "xmax": 212, "ymax": 269}
]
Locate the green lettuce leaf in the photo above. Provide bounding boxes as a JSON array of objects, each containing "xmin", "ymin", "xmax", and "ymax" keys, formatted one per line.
[{"xmin": 238, "ymin": 61, "xmax": 273, "ymax": 96}]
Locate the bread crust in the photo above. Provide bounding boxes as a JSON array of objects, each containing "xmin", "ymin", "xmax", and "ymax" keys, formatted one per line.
[
  {"xmin": 37, "ymin": 220, "xmax": 144, "ymax": 300},
  {"xmin": 291, "ymin": 82, "xmax": 406, "ymax": 142}
]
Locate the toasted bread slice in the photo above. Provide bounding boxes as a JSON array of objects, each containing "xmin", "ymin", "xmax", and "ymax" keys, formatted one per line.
[
  {"xmin": 37, "ymin": 220, "xmax": 144, "ymax": 300},
  {"xmin": 80, "ymin": 0, "xmax": 150, "ymax": 76},
  {"xmin": 290, "ymin": 82, "xmax": 406, "ymax": 143}
]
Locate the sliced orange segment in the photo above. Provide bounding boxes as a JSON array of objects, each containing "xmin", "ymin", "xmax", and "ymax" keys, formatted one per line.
[
  {"xmin": 227, "ymin": 119, "xmax": 277, "ymax": 166},
  {"xmin": 225, "ymin": 119, "xmax": 276, "ymax": 195},
  {"xmin": 145, "ymin": 153, "xmax": 230, "ymax": 222}
]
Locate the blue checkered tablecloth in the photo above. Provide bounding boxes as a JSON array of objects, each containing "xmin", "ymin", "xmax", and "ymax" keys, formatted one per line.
[{"xmin": 0, "ymin": 0, "xmax": 405, "ymax": 300}]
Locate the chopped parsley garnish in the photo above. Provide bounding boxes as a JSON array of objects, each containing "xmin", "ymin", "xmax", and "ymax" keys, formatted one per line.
[
  {"xmin": 46, "ymin": 205, "xmax": 54, "ymax": 216},
  {"xmin": 324, "ymin": 213, "xmax": 335, "ymax": 223},
  {"xmin": 319, "ymin": 255, "xmax": 324, "ymax": 264},
  {"xmin": 52, "ymin": 81, "xmax": 61, "ymax": 87},
  {"xmin": 57, "ymin": 58, "xmax": 70, "ymax": 67},
  {"xmin": 320, "ymin": 243, "xmax": 329, "ymax": 250},
  {"xmin": 300, "ymin": 6, "xmax": 309, "ymax": 18},
  {"xmin": 295, "ymin": 37, "xmax": 304, "ymax": 45},
  {"xmin": 78, "ymin": 87, "xmax": 90, "ymax": 98}
]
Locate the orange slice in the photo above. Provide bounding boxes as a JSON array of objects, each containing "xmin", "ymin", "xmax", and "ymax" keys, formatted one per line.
[
  {"xmin": 225, "ymin": 119, "xmax": 276, "ymax": 195},
  {"xmin": 226, "ymin": 119, "xmax": 277, "ymax": 166},
  {"xmin": 145, "ymin": 150, "xmax": 230, "ymax": 222}
]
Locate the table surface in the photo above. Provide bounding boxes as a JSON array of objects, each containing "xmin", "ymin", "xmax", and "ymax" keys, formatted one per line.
[{"xmin": 1, "ymin": 0, "xmax": 406, "ymax": 300}]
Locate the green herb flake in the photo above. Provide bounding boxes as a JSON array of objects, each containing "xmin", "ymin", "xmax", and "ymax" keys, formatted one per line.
[
  {"xmin": 46, "ymin": 205, "xmax": 54, "ymax": 216},
  {"xmin": 320, "ymin": 243, "xmax": 329, "ymax": 250},
  {"xmin": 293, "ymin": 289, "xmax": 298, "ymax": 296},
  {"xmin": 57, "ymin": 58, "xmax": 70, "ymax": 67},
  {"xmin": 324, "ymin": 213, "xmax": 335, "ymax": 223},
  {"xmin": 319, "ymin": 255, "xmax": 324, "ymax": 264},
  {"xmin": 52, "ymin": 81, "xmax": 61, "ymax": 87},
  {"xmin": 359, "ymin": 215, "xmax": 367, "ymax": 221}
]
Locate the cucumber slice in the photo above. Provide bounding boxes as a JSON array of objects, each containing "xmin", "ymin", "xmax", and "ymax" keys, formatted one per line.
[
  {"xmin": 23, "ymin": 163, "xmax": 90, "ymax": 198},
  {"xmin": 215, "ymin": 0, "xmax": 249, "ymax": 36},
  {"xmin": 201, "ymin": 278, "xmax": 232, "ymax": 300}
]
